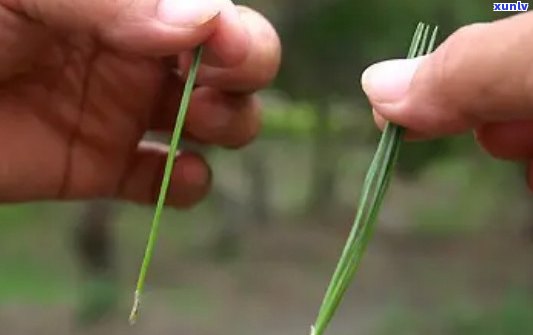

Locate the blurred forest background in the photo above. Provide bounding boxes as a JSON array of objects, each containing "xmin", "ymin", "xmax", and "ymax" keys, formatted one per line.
[{"xmin": 1, "ymin": 1, "xmax": 533, "ymax": 334}]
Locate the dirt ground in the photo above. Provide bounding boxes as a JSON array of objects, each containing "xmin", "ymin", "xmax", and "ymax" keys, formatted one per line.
[{"xmin": 2, "ymin": 219, "xmax": 532, "ymax": 335}]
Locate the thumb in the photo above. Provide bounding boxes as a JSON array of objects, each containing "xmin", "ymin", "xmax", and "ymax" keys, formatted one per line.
[
  {"xmin": 361, "ymin": 12, "xmax": 533, "ymax": 137},
  {"xmin": 1, "ymin": 0, "xmax": 248, "ymax": 61}
]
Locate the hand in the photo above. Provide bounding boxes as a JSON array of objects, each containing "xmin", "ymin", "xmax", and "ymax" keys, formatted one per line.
[
  {"xmin": 361, "ymin": 12, "xmax": 533, "ymax": 190},
  {"xmin": 0, "ymin": 0, "xmax": 281, "ymax": 207}
]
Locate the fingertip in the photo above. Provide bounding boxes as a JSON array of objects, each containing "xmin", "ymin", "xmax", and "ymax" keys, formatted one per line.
[
  {"xmin": 168, "ymin": 152, "xmax": 212, "ymax": 208},
  {"xmin": 118, "ymin": 145, "xmax": 211, "ymax": 209},
  {"xmin": 175, "ymin": 3, "xmax": 251, "ymax": 69},
  {"xmin": 362, "ymin": 58, "xmax": 435, "ymax": 135},
  {"xmin": 182, "ymin": 7, "xmax": 281, "ymax": 93},
  {"xmin": 202, "ymin": 2, "xmax": 251, "ymax": 67},
  {"xmin": 361, "ymin": 57, "xmax": 424, "ymax": 105},
  {"xmin": 223, "ymin": 95, "xmax": 261, "ymax": 149},
  {"xmin": 175, "ymin": 152, "xmax": 210, "ymax": 186},
  {"xmin": 237, "ymin": 6, "xmax": 281, "ymax": 87},
  {"xmin": 183, "ymin": 87, "xmax": 261, "ymax": 148}
]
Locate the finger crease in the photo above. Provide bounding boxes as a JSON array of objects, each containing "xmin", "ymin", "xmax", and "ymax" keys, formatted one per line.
[{"xmin": 57, "ymin": 48, "xmax": 100, "ymax": 199}]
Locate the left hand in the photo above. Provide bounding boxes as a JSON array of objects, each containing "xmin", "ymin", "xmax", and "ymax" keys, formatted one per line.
[{"xmin": 0, "ymin": 0, "xmax": 281, "ymax": 207}]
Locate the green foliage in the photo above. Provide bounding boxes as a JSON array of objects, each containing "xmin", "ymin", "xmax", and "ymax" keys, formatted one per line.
[
  {"xmin": 261, "ymin": 100, "xmax": 317, "ymax": 138},
  {"xmin": 376, "ymin": 302, "xmax": 427, "ymax": 335},
  {"xmin": 396, "ymin": 139, "xmax": 453, "ymax": 179},
  {"xmin": 77, "ymin": 276, "xmax": 118, "ymax": 325},
  {"xmin": 260, "ymin": 98, "xmax": 359, "ymax": 139},
  {"xmin": 0, "ymin": 259, "xmax": 74, "ymax": 304},
  {"xmin": 168, "ymin": 286, "xmax": 219, "ymax": 320},
  {"xmin": 0, "ymin": 204, "xmax": 44, "ymax": 229},
  {"xmin": 446, "ymin": 295, "xmax": 533, "ymax": 335},
  {"xmin": 274, "ymin": 0, "xmax": 498, "ymax": 172},
  {"xmin": 410, "ymin": 154, "xmax": 518, "ymax": 237},
  {"xmin": 276, "ymin": 0, "xmax": 494, "ymax": 100},
  {"xmin": 376, "ymin": 289, "xmax": 533, "ymax": 335}
]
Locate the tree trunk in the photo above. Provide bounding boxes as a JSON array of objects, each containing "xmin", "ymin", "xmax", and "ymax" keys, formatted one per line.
[
  {"xmin": 308, "ymin": 101, "xmax": 338, "ymax": 219},
  {"xmin": 242, "ymin": 145, "xmax": 270, "ymax": 225},
  {"xmin": 208, "ymin": 187, "xmax": 246, "ymax": 261},
  {"xmin": 73, "ymin": 200, "xmax": 119, "ymax": 326}
]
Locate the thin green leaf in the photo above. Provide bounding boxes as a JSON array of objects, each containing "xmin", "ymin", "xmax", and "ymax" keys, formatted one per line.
[
  {"xmin": 129, "ymin": 46, "xmax": 204, "ymax": 325},
  {"xmin": 407, "ymin": 23, "xmax": 425, "ymax": 57},
  {"xmin": 310, "ymin": 23, "xmax": 439, "ymax": 335},
  {"xmin": 427, "ymin": 26, "xmax": 440, "ymax": 54},
  {"xmin": 417, "ymin": 25, "xmax": 430, "ymax": 57}
]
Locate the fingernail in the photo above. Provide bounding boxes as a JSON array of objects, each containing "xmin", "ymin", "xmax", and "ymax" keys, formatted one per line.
[
  {"xmin": 361, "ymin": 57, "xmax": 424, "ymax": 103},
  {"xmin": 158, "ymin": 0, "xmax": 222, "ymax": 27}
]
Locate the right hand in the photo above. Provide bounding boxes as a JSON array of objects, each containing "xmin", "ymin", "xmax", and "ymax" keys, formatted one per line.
[{"xmin": 361, "ymin": 12, "xmax": 533, "ymax": 190}]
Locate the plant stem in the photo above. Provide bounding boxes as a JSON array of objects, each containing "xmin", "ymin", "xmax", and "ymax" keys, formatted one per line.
[{"xmin": 129, "ymin": 46, "xmax": 204, "ymax": 325}]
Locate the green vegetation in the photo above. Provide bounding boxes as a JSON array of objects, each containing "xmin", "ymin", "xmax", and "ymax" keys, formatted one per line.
[{"xmin": 377, "ymin": 289, "xmax": 533, "ymax": 335}]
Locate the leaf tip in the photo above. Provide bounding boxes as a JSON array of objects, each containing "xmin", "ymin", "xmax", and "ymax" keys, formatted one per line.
[{"xmin": 129, "ymin": 290, "xmax": 141, "ymax": 325}]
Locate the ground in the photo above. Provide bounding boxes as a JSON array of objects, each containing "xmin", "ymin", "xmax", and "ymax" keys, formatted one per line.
[{"xmin": 1, "ymin": 141, "xmax": 532, "ymax": 335}]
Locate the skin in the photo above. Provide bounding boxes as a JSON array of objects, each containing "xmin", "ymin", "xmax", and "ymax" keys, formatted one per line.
[
  {"xmin": 5, "ymin": 3, "xmax": 529, "ymax": 208},
  {"xmin": 0, "ymin": 0, "xmax": 281, "ymax": 207},
  {"xmin": 362, "ymin": 12, "xmax": 533, "ymax": 191}
]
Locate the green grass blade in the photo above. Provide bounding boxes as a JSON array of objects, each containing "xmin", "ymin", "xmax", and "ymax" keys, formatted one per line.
[
  {"xmin": 129, "ymin": 46, "xmax": 204, "ymax": 325},
  {"xmin": 417, "ymin": 25, "xmax": 430, "ymax": 57},
  {"xmin": 407, "ymin": 23, "xmax": 425, "ymax": 57},
  {"xmin": 310, "ymin": 23, "xmax": 439, "ymax": 335},
  {"xmin": 427, "ymin": 26, "xmax": 439, "ymax": 54}
]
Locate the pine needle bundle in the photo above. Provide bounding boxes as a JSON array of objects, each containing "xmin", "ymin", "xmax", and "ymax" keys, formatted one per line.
[{"xmin": 310, "ymin": 23, "xmax": 439, "ymax": 335}]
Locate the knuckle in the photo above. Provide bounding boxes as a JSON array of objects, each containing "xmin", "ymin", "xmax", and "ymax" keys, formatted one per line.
[
  {"xmin": 432, "ymin": 24, "xmax": 482, "ymax": 90},
  {"xmin": 428, "ymin": 23, "xmax": 488, "ymax": 126},
  {"xmin": 239, "ymin": 7, "xmax": 281, "ymax": 90},
  {"xmin": 225, "ymin": 95, "xmax": 261, "ymax": 148}
]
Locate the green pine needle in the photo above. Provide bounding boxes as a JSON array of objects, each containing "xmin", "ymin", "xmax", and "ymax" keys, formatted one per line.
[
  {"xmin": 310, "ymin": 23, "xmax": 439, "ymax": 335},
  {"xmin": 129, "ymin": 46, "xmax": 204, "ymax": 325}
]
